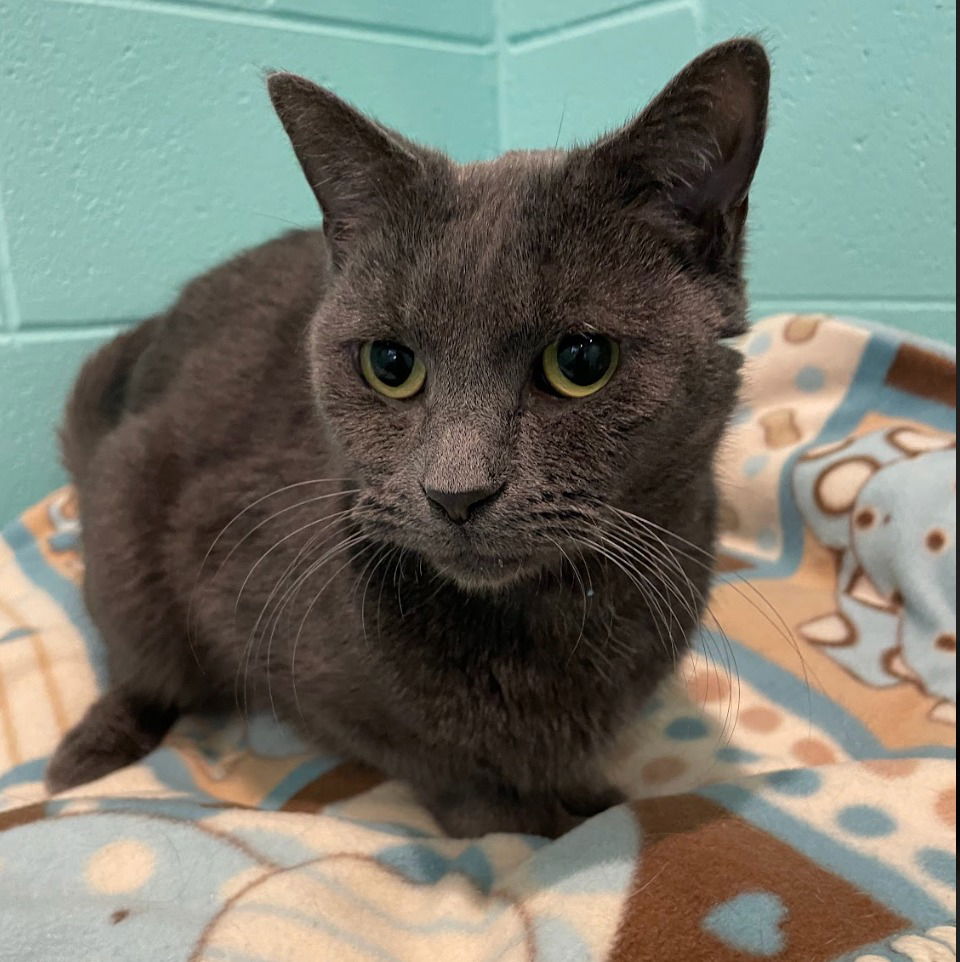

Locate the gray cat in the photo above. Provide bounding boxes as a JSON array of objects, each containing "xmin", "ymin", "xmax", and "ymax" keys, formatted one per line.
[{"xmin": 46, "ymin": 38, "xmax": 769, "ymax": 838}]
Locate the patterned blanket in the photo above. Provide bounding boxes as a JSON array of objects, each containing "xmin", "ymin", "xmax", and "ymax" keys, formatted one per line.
[{"xmin": 0, "ymin": 313, "xmax": 955, "ymax": 962}]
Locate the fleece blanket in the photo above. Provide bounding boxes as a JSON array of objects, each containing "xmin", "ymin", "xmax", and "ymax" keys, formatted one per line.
[{"xmin": 0, "ymin": 313, "xmax": 955, "ymax": 962}]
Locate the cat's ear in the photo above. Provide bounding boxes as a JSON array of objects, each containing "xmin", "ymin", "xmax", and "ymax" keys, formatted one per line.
[
  {"xmin": 585, "ymin": 38, "xmax": 769, "ymax": 267},
  {"xmin": 268, "ymin": 73, "xmax": 424, "ymax": 266}
]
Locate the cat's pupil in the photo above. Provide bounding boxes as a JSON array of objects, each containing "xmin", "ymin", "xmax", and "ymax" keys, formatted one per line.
[
  {"xmin": 370, "ymin": 341, "xmax": 415, "ymax": 387},
  {"xmin": 556, "ymin": 334, "xmax": 611, "ymax": 386}
]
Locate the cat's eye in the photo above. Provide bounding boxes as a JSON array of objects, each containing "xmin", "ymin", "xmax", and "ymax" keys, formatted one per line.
[
  {"xmin": 360, "ymin": 340, "xmax": 426, "ymax": 399},
  {"xmin": 540, "ymin": 333, "xmax": 619, "ymax": 398}
]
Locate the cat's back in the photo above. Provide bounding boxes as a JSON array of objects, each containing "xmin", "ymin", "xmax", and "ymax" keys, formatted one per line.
[
  {"xmin": 128, "ymin": 227, "xmax": 328, "ymax": 416},
  {"xmin": 62, "ymin": 228, "xmax": 328, "ymax": 483}
]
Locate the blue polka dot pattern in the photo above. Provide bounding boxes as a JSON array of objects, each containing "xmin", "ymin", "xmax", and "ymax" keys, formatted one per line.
[
  {"xmin": 836, "ymin": 804, "xmax": 897, "ymax": 838},
  {"xmin": 665, "ymin": 717, "xmax": 710, "ymax": 740},
  {"xmin": 715, "ymin": 746, "xmax": 763, "ymax": 764},
  {"xmin": 916, "ymin": 847, "xmax": 956, "ymax": 887},
  {"xmin": 745, "ymin": 332, "xmax": 773, "ymax": 356},
  {"xmin": 743, "ymin": 454, "xmax": 769, "ymax": 478},
  {"xmin": 765, "ymin": 769, "xmax": 823, "ymax": 797},
  {"xmin": 794, "ymin": 365, "xmax": 826, "ymax": 392}
]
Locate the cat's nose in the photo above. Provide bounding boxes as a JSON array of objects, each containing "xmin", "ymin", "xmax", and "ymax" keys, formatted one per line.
[{"xmin": 423, "ymin": 483, "xmax": 504, "ymax": 524}]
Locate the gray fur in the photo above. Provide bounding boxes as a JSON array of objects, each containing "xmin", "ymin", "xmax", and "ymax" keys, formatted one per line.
[{"xmin": 47, "ymin": 39, "xmax": 769, "ymax": 837}]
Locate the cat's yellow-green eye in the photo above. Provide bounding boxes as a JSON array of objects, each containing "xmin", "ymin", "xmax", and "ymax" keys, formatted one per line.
[
  {"xmin": 360, "ymin": 340, "xmax": 426, "ymax": 399},
  {"xmin": 540, "ymin": 333, "xmax": 619, "ymax": 398}
]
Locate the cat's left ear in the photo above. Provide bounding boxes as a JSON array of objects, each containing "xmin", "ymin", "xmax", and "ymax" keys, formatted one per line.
[
  {"xmin": 268, "ymin": 73, "xmax": 426, "ymax": 267},
  {"xmin": 583, "ymin": 39, "xmax": 769, "ymax": 302}
]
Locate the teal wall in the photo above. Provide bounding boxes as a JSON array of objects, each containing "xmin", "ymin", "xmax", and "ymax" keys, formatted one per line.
[{"xmin": 0, "ymin": 0, "xmax": 955, "ymax": 521}]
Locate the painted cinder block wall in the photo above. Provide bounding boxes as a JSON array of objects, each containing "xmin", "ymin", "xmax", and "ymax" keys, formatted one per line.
[{"xmin": 0, "ymin": 0, "xmax": 955, "ymax": 521}]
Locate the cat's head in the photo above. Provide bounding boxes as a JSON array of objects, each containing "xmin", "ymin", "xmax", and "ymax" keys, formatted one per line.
[{"xmin": 268, "ymin": 39, "xmax": 769, "ymax": 591}]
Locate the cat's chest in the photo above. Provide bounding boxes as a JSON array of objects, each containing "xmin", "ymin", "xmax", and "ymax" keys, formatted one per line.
[{"xmin": 380, "ymin": 600, "xmax": 632, "ymax": 740}]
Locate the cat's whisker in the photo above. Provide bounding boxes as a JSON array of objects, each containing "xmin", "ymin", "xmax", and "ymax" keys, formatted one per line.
[
  {"xmin": 573, "ymin": 534, "xmax": 675, "ymax": 667},
  {"xmin": 609, "ymin": 502, "xmax": 796, "ymax": 651},
  {"xmin": 227, "ymin": 491, "xmax": 359, "ymax": 612},
  {"xmin": 598, "ymin": 526, "xmax": 693, "ymax": 648},
  {"xmin": 234, "ymin": 509, "xmax": 355, "ymax": 716},
  {"xmin": 189, "ymin": 477, "xmax": 355, "ymax": 634},
  {"xmin": 604, "ymin": 502, "xmax": 817, "ymax": 725},
  {"xmin": 373, "ymin": 546, "xmax": 398, "ymax": 642},
  {"xmin": 254, "ymin": 508, "xmax": 356, "ymax": 657},
  {"xmin": 290, "ymin": 539, "xmax": 376, "ymax": 725},
  {"xmin": 236, "ymin": 506, "xmax": 355, "ymax": 619},
  {"xmin": 251, "ymin": 530, "xmax": 368, "ymax": 722},
  {"xmin": 412, "ymin": 564, "xmax": 449, "ymax": 608},
  {"xmin": 545, "ymin": 535, "xmax": 589, "ymax": 663},
  {"xmin": 564, "ymin": 506, "xmax": 737, "ymax": 749},
  {"xmin": 591, "ymin": 513, "xmax": 734, "ymax": 723},
  {"xmin": 600, "ymin": 517, "xmax": 742, "ymax": 749},
  {"xmin": 596, "ymin": 521, "xmax": 712, "ymax": 661},
  {"xmin": 545, "ymin": 558, "xmax": 617, "ymax": 683},
  {"xmin": 571, "ymin": 542, "xmax": 595, "ymax": 599},
  {"xmin": 262, "ymin": 523, "xmax": 361, "ymax": 638},
  {"xmin": 236, "ymin": 526, "xmax": 363, "ymax": 721},
  {"xmin": 260, "ymin": 515, "xmax": 358, "ymax": 722},
  {"xmin": 391, "ymin": 547, "xmax": 407, "ymax": 619},
  {"xmin": 581, "ymin": 526, "xmax": 687, "ymax": 668},
  {"xmin": 269, "ymin": 529, "xmax": 367, "ymax": 637},
  {"xmin": 548, "ymin": 512, "xmax": 699, "ymax": 680},
  {"xmin": 371, "ymin": 546, "xmax": 398, "ymax": 621},
  {"xmin": 593, "ymin": 546, "xmax": 676, "ymax": 661},
  {"xmin": 604, "ymin": 507, "xmax": 798, "ymax": 746},
  {"xmin": 357, "ymin": 544, "xmax": 393, "ymax": 646}
]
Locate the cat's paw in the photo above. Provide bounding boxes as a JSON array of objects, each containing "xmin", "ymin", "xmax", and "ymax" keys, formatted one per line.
[
  {"xmin": 431, "ymin": 798, "xmax": 582, "ymax": 839},
  {"xmin": 561, "ymin": 783, "xmax": 626, "ymax": 818},
  {"xmin": 423, "ymin": 782, "xmax": 621, "ymax": 839},
  {"xmin": 46, "ymin": 689, "xmax": 178, "ymax": 794}
]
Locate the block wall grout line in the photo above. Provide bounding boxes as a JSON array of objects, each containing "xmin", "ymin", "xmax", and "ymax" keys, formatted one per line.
[
  {"xmin": 689, "ymin": 0, "xmax": 705, "ymax": 44},
  {"xmin": 18, "ymin": 317, "xmax": 143, "ymax": 328},
  {"xmin": 3, "ymin": 323, "xmax": 128, "ymax": 345},
  {"xmin": 507, "ymin": 0, "xmax": 696, "ymax": 48},
  {"xmin": 0, "ymin": 169, "xmax": 21, "ymax": 333},
  {"xmin": 15, "ymin": 318, "xmax": 158, "ymax": 333},
  {"xmin": 493, "ymin": 0, "xmax": 507, "ymax": 153},
  {"xmin": 49, "ymin": 0, "xmax": 496, "ymax": 53},
  {"xmin": 13, "ymin": 297, "xmax": 955, "ymax": 336},
  {"xmin": 750, "ymin": 297, "xmax": 957, "ymax": 309}
]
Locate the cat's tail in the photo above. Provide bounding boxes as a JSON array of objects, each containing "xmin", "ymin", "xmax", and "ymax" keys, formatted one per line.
[{"xmin": 59, "ymin": 317, "xmax": 158, "ymax": 486}]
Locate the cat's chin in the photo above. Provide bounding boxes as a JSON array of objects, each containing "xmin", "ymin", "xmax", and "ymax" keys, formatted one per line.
[{"xmin": 428, "ymin": 553, "xmax": 536, "ymax": 593}]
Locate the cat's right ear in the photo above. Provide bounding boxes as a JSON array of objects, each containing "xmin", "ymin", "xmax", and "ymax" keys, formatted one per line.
[
  {"xmin": 267, "ymin": 73, "xmax": 424, "ymax": 266},
  {"xmin": 580, "ymin": 40, "xmax": 768, "ymax": 283}
]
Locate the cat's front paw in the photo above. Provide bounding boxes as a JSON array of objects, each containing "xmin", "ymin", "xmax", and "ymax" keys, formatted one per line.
[
  {"xmin": 46, "ymin": 689, "xmax": 178, "ymax": 794},
  {"xmin": 561, "ymin": 783, "xmax": 626, "ymax": 818},
  {"xmin": 423, "ymin": 782, "xmax": 622, "ymax": 839},
  {"xmin": 432, "ymin": 797, "xmax": 581, "ymax": 839}
]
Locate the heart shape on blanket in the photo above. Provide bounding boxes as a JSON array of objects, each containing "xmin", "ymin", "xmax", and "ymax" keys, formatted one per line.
[{"xmin": 702, "ymin": 891, "xmax": 788, "ymax": 956}]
